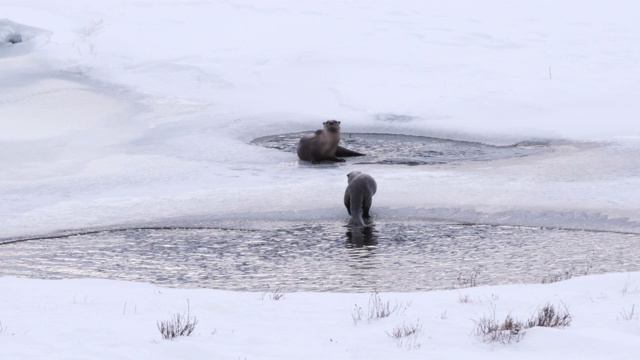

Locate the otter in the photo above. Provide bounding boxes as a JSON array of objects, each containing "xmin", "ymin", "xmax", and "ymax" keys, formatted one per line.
[
  {"xmin": 344, "ymin": 171, "xmax": 377, "ymax": 227},
  {"xmin": 296, "ymin": 120, "xmax": 364, "ymax": 163}
]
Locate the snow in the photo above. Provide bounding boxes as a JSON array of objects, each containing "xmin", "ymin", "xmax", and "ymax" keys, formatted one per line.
[
  {"xmin": 3, "ymin": 0, "xmax": 640, "ymax": 237},
  {"xmin": 1, "ymin": 274, "xmax": 640, "ymax": 359},
  {"xmin": 2, "ymin": 0, "xmax": 640, "ymax": 358}
]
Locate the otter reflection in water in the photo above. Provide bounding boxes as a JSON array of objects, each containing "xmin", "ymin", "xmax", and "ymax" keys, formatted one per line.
[{"xmin": 345, "ymin": 225, "xmax": 379, "ymax": 248}]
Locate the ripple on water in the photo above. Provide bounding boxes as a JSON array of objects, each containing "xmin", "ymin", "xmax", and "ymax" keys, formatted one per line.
[{"xmin": 1, "ymin": 221, "xmax": 639, "ymax": 292}]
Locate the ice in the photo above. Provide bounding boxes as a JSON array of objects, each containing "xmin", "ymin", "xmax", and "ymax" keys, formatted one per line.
[{"xmin": 1, "ymin": 1, "xmax": 640, "ymax": 239}]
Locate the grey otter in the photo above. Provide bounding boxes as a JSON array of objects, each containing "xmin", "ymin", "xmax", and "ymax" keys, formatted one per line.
[
  {"xmin": 344, "ymin": 171, "xmax": 377, "ymax": 227},
  {"xmin": 296, "ymin": 120, "xmax": 365, "ymax": 163}
]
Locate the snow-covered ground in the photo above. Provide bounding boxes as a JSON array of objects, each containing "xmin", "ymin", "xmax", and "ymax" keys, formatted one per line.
[
  {"xmin": 2, "ymin": 0, "xmax": 640, "ymax": 358},
  {"xmin": 1, "ymin": 274, "xmax": 640, "ymax": 359}
]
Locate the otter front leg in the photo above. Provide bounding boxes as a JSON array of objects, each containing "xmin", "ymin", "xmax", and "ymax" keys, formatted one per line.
[{"xmin": 309, "ymin": 155, "xmax": 322, "ymax": 164}]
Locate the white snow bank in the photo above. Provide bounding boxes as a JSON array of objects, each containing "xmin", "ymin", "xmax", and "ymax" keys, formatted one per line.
[{"xmin": 1, "ymin": 273, "xmax": 639, "ymax": 359}]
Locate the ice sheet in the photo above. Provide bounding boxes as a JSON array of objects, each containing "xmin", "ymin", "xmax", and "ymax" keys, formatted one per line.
[{"xmin": 1, "ymin": 1, "xmax": 640, "ymax": 238}]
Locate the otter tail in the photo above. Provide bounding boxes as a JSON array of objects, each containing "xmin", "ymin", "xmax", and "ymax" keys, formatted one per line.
[
  {"xmin": 349, "ymin": 193, "xmax": 366, "ymax": 227},
  {"xmin": 336, "ymin": 146, "xmax": 365, "ymax": 157}
]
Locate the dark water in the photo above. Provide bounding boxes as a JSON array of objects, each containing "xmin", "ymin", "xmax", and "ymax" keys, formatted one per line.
[
  {"xmin": 2, "ymin": 220, "xmax": 639, "ymax": 292},
  {"xmin": 250, "ymin": 132, "xmax": 550, "ymax": 165}
]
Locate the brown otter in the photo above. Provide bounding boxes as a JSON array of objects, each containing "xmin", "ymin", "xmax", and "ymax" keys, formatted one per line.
[
  {"xmin": 344, "ymin": 171, "xmax": 377, "ymax": 227},
  {"xmin": 296, "ymin": 120, "xmax": 365, "ymax": 163}
]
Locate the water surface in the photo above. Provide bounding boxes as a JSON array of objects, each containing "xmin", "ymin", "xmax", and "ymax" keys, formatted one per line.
[
  {"xmin": 251, "ymin": 132, "xmax": 550, "ymax": 165},
  {"xmin": 2, "ymin": 220, "xmax": 638, "ymax": 292}
]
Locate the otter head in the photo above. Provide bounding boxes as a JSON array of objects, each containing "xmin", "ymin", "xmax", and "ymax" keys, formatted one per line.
[
  {"xmin": 346, "ymin": 171, "xmax": 362, "ymax": 184},
  {"xmin": 323, "ymin": 120, "xmax": 341, "ymax": 133}
]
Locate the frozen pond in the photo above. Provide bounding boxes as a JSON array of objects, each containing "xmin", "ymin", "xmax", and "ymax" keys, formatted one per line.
[
  {"xmin": 2, "ymin": 221, "xmax": 639, "ymax": 292},
  {"xmin": 251, "ymin": 132, "xmax": 550, "ymax": 165}
]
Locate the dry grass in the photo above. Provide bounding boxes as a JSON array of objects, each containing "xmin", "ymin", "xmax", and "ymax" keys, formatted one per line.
[
  {"xmin": 387, "ymin": 320, "xmax": 423, "ymax": 350},
  {"xmin": 542, "ymin": 252, "xmax": 595, "ymax": 284},
  {"xmin": 351, "ymin": 304, "xmax": 364, "ymax": 325},
  {"xmin": 457, "ymin": 269, "xmax": 480, "ymax": 288},
  {"xmin": 526, "ymin": 302, "xmax": 572, "ymax": 328},
  {"xmin": 386, "ymin": 320, "xmax": 423, "ymax": 339},
  {"xmin": 352, "ymin": 290, "xmax": 407, "ymax": 325},
  {"xmin": 261, "ymin": 288, "xmax": 285, "ymax": 301},
  {"xmin": 621, "ymin": 276, "xmax": 638, "ymax": 297},
  {"xmin": 157, "ymin": 300, "xmax": 199, "ymax": 340},
  {"xmin": 396, "ymin": 335, "xmax": 422, "ymax": 350},
  {"xmin": 619, "ymin": 305, "xmax": 639, "ymax": 321},
  {"xmin": 541, "ymin": 270, "xmax": 574, "ymax": 284},
  {"xmin": 474, "ymin": 310, "xmax": 525, "ymax": 344},
  {"xmin": 367, "ymin": 290, "xmax": 399, "ymax": 320},
  {"xmin": 474, "ymin": 302, "xmax": 572, "ymax": 344}
]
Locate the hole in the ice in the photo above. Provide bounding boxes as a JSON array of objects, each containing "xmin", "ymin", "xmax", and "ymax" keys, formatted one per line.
[
  {"xmin": 251, "ymin": 132, "xmax": 551, "ymax": 165},
  {"xmin": 5, "ymin": 33, "xmax": 22, "ymax": 44},
  {"xmin": 2, "ymin": 222, "xmax": 638, "ymax": 292},
  {"xmin": 0, "ymin": 19, "xmax": 52, "ymax": 57}
]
